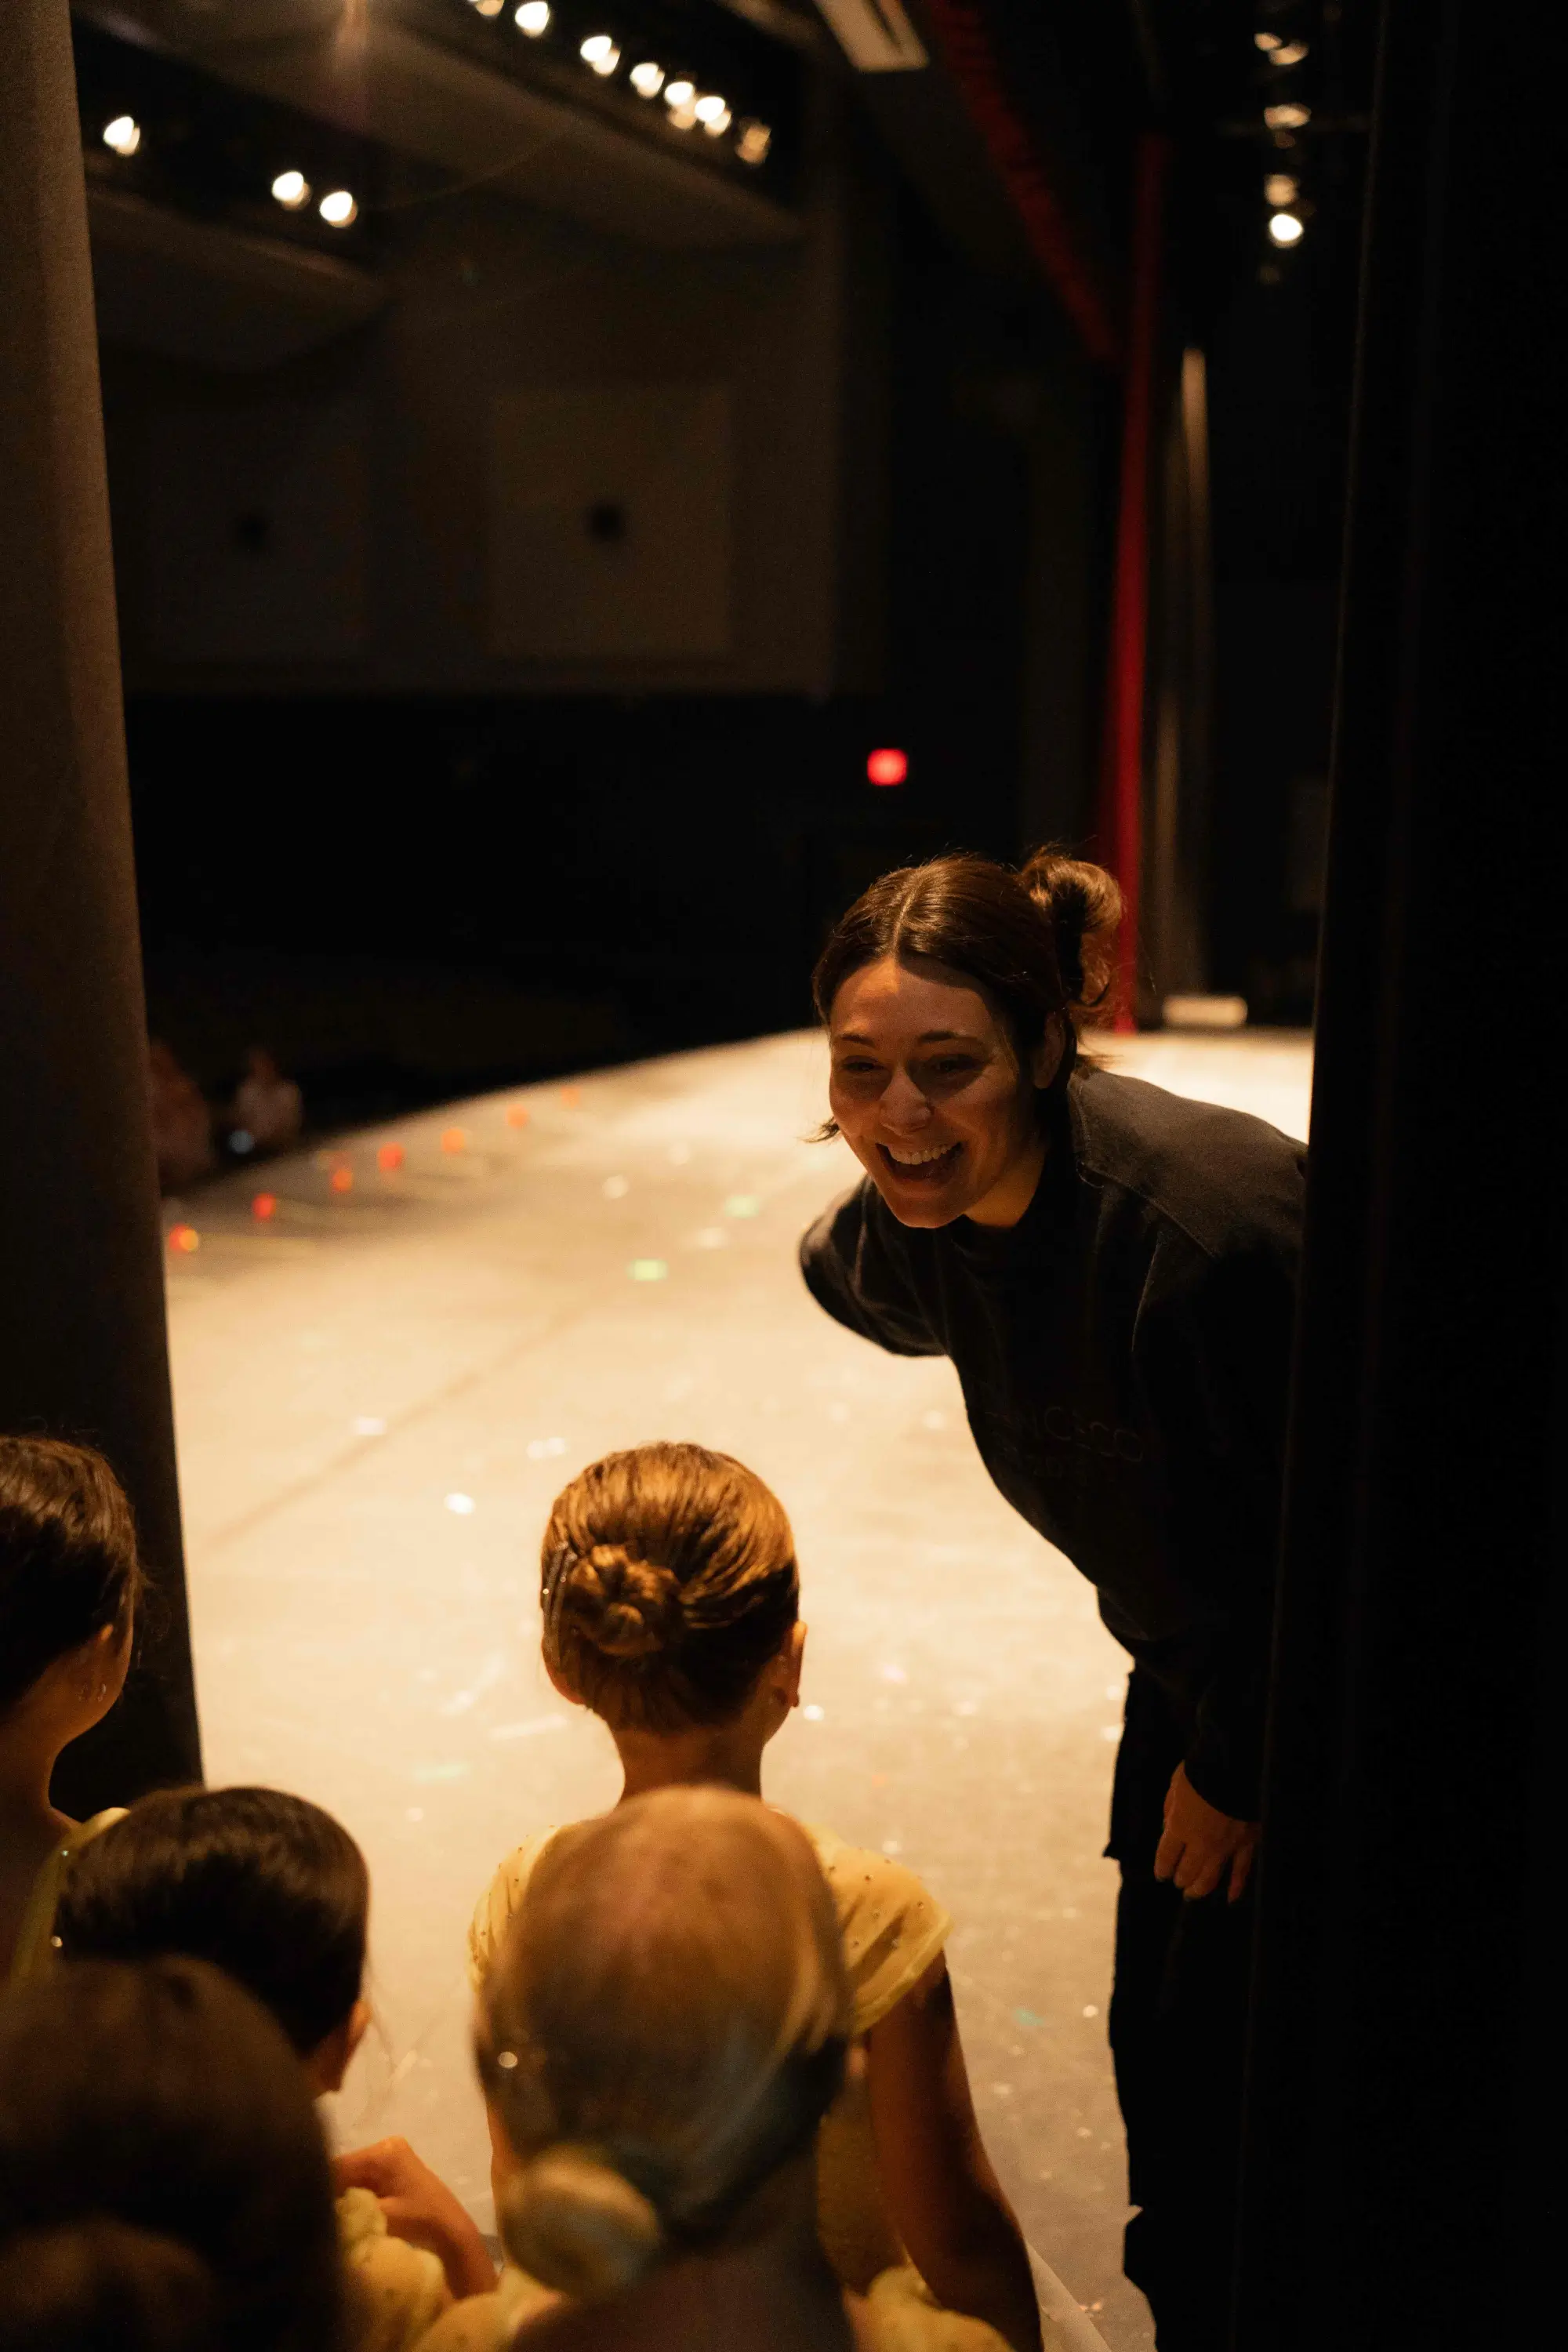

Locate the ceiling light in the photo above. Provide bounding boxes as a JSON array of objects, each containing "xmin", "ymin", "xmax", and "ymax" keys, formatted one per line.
[
  {"xmin": 1265, "ymin": 102, "xmax": 1311, "ymax": 129},
  {"xmin": 102, "ymin": 115, "xmax": 141, "ymax": 157},
  {"xmin": 271, "ymin": 169, "xmax": 310, "ymax": 209},
  {"xmin": 735, "ymin": 119, "xmax": 771, "ymax": 165},
  {"xmin": 693, "ymin": 93, "xmax": 728, "ymax": 124},
  {"xmin": 1273, "ymin": 40, "xmax": 1309, "ymax": 64},
  {"xmin": 1265, "ymin": 172, "xmax": 1298, "ymax": 205},
  {"xmin": 1269, "ymin": 211, "xmax": 1305, "ymax": 246},
  {"xmin": 580, "ymin": 34, "xmax": 619, "ymax": 74},
  {"xmin": 514, "ymin": 1, "xmax": 550, "ymax": 30},
  {"xmin": 472, "ymin": 0, "xmax": 504, "ymax": 15},
  {"xmin": 629, "ymin": 60, "xmax": 664, "ymax": 97},
  {"xmin": 663, "ymin": 78, "xmax": 695, "ymax": 108},
  {"xmin": 701, "ymin": 104, "xmax": 732, "ymax": 137},
  {"xmin": 318, "ymin": 189, "xmax": 358, "ymax": 227},
  {"xmin": 1254, "ymin": 31, "xmax": 1280, "ymax": 52}
]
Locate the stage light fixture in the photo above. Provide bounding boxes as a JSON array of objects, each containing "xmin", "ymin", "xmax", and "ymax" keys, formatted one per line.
[
  {"xmin": 1269, "ymin": 210, "xmax": 1305, "ymax": 246},
  {"xmin": 1265, "ymin": 102, "xmax": 1310, "ymax": 129},
  {"xmin": 663, "ymin": 78, "xmax": 695, "ymax": 108},
  {"xmin": 693, "ymin": 92, "xmax": 728, "ymax": 124},
  {"xmin": 630, "ymin": 60, "xmax": 665, "ymax": 96},
  {"xmin": 867, "ymin": 747, "xmax": 908, "ymax": 787},
  {"xmin": 1265, "ymin": 172, "xmax": 1299, "ymax": 205},
  {"xmin": 701, "ymin": 103, "xmax": 733, "ymax": 137},
  {"xmin": 472, "ymin": 0, "xmax": 505, "ymax": 15},
  {"xmin": 580, "ymin": 33, "xmax": 619, "ymax": 74},
  {"xmin": 102, "ymin": 114, "xmax": 141, "ymax": 156},
  {"xmin": 319, "ymin": 188, "xmax": 358, "ymax": 225},
  {"xmin": 271, "ymin": 169, "xmax": 310, "ymax": 209},
  {"xmin": 514, "ymin": 1, "xmax": 550, "ymax": 30},
  {"xmin": 735, "ymin": 119, "xmax": 771, "ymax": 165},
  {"xmin": 1273, "ymin": 40, "xmax": 1309, "ymax": 64}
]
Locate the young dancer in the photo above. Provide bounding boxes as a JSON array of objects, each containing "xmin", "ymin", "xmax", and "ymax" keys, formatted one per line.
[
  {"xmin": 469, "ymin": 1443, "xmax": 1040, "ymax": 2352},
  {"xmin": 0, "ymin": 1953, "xmax": 344, "ymax": 2352},
  {"xmin": 434, "ymin": 1784, "xmax": 1011, "ymax": 2352},
  {"xmin": 56, "ymin": 1784, "xmax": 496, "ymax": 2350},
  {"xmin": 0, "ymin": 1436, "xmax": 142, "ymax": 1981}
]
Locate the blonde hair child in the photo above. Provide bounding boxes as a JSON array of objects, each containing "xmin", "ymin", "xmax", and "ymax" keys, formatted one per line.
[
  {"xmin": 468, "ymin": 1443, "xmax": 1040, "ymax": 2352},
  {"xmin": 434, "ymin": 1785, "xmax": 1013, "ymax": 2352}
]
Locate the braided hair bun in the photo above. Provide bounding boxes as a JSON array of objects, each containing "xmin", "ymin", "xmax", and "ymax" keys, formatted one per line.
[
  {"xmin": 541, "ymin": 1443, "xmax": 798, "ymax": 1735},
  {"xmin": 553, "ymin": 1545, "xmax": 681, "ymax": 1662}
]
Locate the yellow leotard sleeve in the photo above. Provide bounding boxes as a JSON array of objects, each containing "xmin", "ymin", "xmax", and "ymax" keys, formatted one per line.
[{"xmin": 8, "ymin": 1808, "xmax": 129, "ymax": 1988}]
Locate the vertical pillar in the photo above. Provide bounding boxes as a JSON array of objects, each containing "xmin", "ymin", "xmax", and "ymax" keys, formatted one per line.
[
  {"xmin": 0, "ymin": 2, "xmax": 201, "ymax": 1806},
  {"xmin": 1235, "ymin": 2, "xmax": 1563, "ymax": 2342}
]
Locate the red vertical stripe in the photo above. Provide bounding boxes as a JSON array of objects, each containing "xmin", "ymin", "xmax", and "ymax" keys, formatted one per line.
[{"xmin": 1101, "ymin": 135, "xmax": 1168, "ymax": 1029}]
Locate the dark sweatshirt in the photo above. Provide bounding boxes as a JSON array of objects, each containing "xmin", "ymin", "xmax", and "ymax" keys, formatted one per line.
[{"xmin": 799, "ymin": 1065, "xmax": 1305, "ymax": 1820}]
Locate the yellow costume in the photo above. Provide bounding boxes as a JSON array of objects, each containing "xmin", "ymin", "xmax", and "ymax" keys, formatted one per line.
[
  {"xmin": 7, "ymin": 1809, "xmax": 127, "ymax": 1987},
  {"xmin": 408, "ymin": 2256, "xmax": 1008, "ymax": 2352},
  {"xmin": 338, "ymin": 2184, "xmax": 453, "ymax": 2352},
  {"xmin": 468, "ymin": 1819, "xmax": 953, "ymax": 2292}
]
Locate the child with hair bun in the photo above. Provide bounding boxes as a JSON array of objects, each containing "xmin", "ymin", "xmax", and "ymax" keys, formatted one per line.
[
  {"xmin": 55, "ymin": 1784, "xmax": 497, "ymax": 2352},
  {"xmin": 0, "ymin": 1435, "xmax": 145, "ymax": 1983},
  {"xmin": 433, "ymin": 1784, "xmax": 1013, "ymax": 2352},
  {"xmin": 469, "ymin": 1443, "xmax": 1040, "ymax": 2352}
]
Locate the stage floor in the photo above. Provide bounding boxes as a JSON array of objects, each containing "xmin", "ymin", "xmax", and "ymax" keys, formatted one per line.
[{"xmin": 164, "ymin": 1028, "xmax": 1310, "ymax": 2352}]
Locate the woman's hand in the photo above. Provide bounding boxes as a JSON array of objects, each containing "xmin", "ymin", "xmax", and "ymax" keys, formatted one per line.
[
  {"xmin": 336, "ymin": 2135, "xmax": 498, "ymax": 2299},
  {"xmin": 1153, "ymin": 1764, "xmax": 1259, "ymax": 1903}
]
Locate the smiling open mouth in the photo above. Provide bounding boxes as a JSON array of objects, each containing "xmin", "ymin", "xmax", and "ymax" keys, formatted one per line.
[{"xmin": 878, "ymin": 1140, "xmax": 962, "ymax": 1181}]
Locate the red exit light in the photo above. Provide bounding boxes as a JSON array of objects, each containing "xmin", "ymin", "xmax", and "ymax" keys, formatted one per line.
[{"xmin": 866, "ymin": 746, "xmax": 908, "ymax": 787}]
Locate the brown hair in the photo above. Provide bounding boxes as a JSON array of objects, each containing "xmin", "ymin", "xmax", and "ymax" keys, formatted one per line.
[
  {"xmin": 541, "ymin": 1443, "xmax": 797, "ymax": 1736},
  {"xmin": 811, "ymin": 846, "xmax": 1124, "ymax": 1076},
  {"xmin": 0, "ymin": 1957, "xmax": 343, "ymax": 2352},
  {"xmin": 0, "ymin": 1438, "xmax": 143, "ymax": 1719},
  {"xmin": 478, "ymin": 1787, "xmax": 850, "ymax": 2301},
  {"xmin": 56, "ymin": 1787, "xmax": 369, "ymax": 2060}
]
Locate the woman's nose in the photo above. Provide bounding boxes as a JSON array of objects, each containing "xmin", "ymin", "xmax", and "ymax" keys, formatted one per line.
[{"xmin": 880, "ymin": 1066, "xmax": 931, "ymax": 1126}]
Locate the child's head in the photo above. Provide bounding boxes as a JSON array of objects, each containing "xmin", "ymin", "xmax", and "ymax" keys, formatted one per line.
[
  {"xmin": 0, "ymin": 1436, "xmax": 142, "ymax": 1741},
  {"xmin": 0, "ymin": 1954, "xmax": 343, "ymax": 2352},
  {"xmin": 540, "ymin": 1443, "xmax": 800, "ymax": 1737},
  {"xmin": 478, "ymin": 1784, "xmax": 850, "ymax": 2301},
  {"xmin": 56, "ymin": 1787, "xmax": 370, "ymax": 2092}
]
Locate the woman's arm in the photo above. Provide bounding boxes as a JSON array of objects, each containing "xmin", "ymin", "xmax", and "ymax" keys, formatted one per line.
[{"xmin": 865, "ymin": 1956, "xmax": 1042, "ymax": 2352}]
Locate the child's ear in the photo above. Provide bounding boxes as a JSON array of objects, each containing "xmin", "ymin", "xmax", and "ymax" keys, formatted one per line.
[
  {"xmin": 783, "ymin": 1621, "xmax": 807, "ymax": 1708},
  {"xmin": 306, "ymin": 1998, "xmax": 372, "ymax": 2097}
]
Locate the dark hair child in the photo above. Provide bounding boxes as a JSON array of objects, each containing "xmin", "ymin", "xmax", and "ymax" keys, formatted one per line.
[
  {"xmin": 56, "ymin": 1785, "xmax": 495, "ymax": 2347},
  {"xmin": 0, "ymin": 1953, "xmax": 344, "ymax": 2352},
  {"xmin": 0, "ymin": 1435, "xmax": 144, "ymax": 1981}
]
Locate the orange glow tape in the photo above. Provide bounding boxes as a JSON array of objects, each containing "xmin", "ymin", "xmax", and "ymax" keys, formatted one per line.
[
  {"xmin": 506, "ymin": 1104, "xmax": 530, "ymax": 1128},
  {"xmin": 331, "ymin": 1167, "xmax": 354, "ymax": 1193},
  {"xmin": 168, "ymin": 1225, "xmax": 199, "ymax": 1254},
  {"xmin": 441, "ymin": 1127, "xmax": 466, "ymax": 1153},
  {"xmin": 252, "ymin": 1193, "xmax": 278, "ymax": 1221},
  {"xmin": 378, "ymin": 1142, "xmax": 405, "ymax": 1173}
]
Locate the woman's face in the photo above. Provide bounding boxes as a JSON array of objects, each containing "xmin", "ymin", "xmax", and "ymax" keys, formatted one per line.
[{"xmin": 827, "ymin": 955, "xmax": 1058, "ymax": 1229}]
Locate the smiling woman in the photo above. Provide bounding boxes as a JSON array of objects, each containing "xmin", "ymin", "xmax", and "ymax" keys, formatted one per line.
[{"xmin": 799, "ymin": 849, "xmax": 1306, "ymax": 2347}]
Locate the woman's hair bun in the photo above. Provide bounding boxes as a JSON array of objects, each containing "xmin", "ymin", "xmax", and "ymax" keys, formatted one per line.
[
  {"xmin": 1017, "ymin": 848, "xmax": 1123, "ymax": 1011},
  {"xmin": 554, "ymin": 1544, "xmax": 681, "ymax": 1661},
  {"xmin": 499, "ymin": 2146, "xmax": 662, "ymax": 2301}
]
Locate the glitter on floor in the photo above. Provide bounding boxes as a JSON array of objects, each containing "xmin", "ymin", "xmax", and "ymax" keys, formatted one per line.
[{"xmin": 163, "ymin": 1026, "xmax": 1311, "ymax": 2352}]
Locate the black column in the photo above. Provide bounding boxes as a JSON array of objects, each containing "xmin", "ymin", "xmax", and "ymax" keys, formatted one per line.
[
  {"xmin": 0, "ymin": 2, "xmax": 201, "ymax": 1807},
  {"xmin": 1234, "ymin": 3, "xmax": 1564, "ymax": 2343}
]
